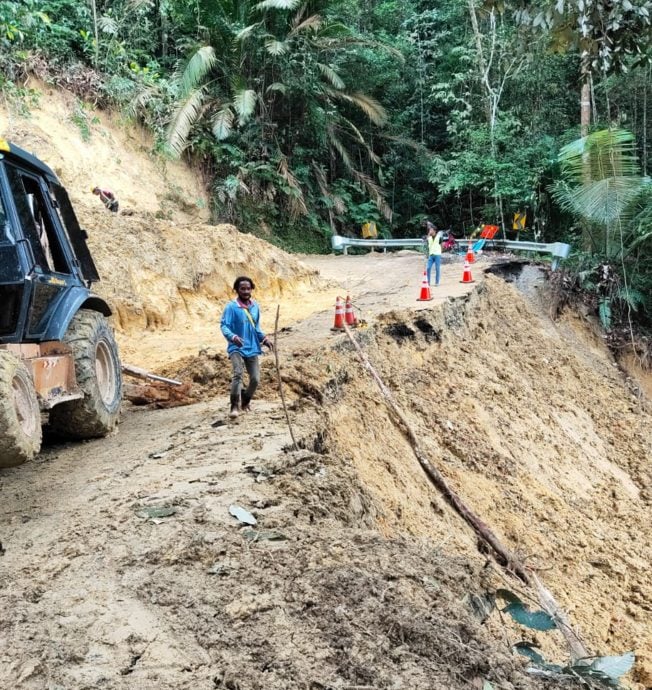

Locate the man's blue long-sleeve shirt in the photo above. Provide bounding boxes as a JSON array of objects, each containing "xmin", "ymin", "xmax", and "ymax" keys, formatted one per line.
[{"xmin": 220, "ymin": 299, "xmax": 266, "ymax": 357}]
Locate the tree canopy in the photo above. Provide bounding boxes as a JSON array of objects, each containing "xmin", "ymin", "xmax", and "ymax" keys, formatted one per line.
[{"xmin": 2, "ymin": 0, "xmax": 652, "ymax": 326}]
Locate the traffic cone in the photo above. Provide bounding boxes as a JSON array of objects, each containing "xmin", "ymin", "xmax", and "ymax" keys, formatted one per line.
[
  {"xmin": 331, "ymin": 296, "xmax": 345, "ymax": 331},
  {"xmin": 466, "ymin": 241, "xmax": 475, "ymax": 264},
  {"xmin": 460, "ymin": 259, "xmax": 475, "ymax": 284},
  {"xmin": 344, "ymin": 295, "xmax": 358, "ymax": 327},
  {"xmin": 417, "ymin": 270, "xmax": 433, "ymax": 301}
]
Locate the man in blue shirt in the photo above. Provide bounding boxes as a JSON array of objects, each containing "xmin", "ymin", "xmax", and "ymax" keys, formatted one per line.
[{"xmin": 220, "ymin": 276, "xmax": 273, "ymax": 419}]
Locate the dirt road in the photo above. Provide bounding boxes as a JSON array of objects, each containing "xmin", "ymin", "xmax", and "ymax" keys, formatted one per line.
[{"xmin": 2, "ymin": 252, "xmax": 651, "ymax": 690}]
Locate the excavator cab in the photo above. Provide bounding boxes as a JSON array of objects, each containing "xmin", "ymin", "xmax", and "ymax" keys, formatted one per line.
[{"xmin": 0, "ymin": 139, "xmax": 122, "ymax": 467}]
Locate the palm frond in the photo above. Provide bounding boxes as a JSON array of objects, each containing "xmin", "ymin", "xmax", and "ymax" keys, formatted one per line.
[
  {"xmin": 327, "ymin": 128, "xmax": 354, "ymax": 172},
  {"xmin": 278, "ymin": 157, "xmax": 308, "ymax": 218},
  {"xmin": 378, "ymin": 133, "xmax": 429, "ymax": 154},
  {"xmin": 312, "ymin": 161, "xmax": 346, "ymax": 214},
  {"xmin": 166, "ymin": 87, "xmax": 206, "ymax": 157},
  {"xmin": 559, "ymin": 129, "xmax": 641, "ymax": 183},
  {"xmin": 233, "ymin": 88, "xmax": 257, "ymax": 125},
  {"xmin": 316, "ymin": 36, "xmax": 405, "ymax": 62},
  {"xmin": 266, "ymin": 39, "xmax": 289, "ymax": 55},
  {"xmin": 98, "ymin": 16, "xmax": 118, "ymax": 35},
  {"xmin": 338, "ymin": 118, "xmax": 382, "ymax": 164},
  {"xmin": 235, "ymin": 23, "xmax": 262, "ymax": 42},
  {"xmin": 255, "ymin": 0, "xmax": 301, "ymax": 10},
  {"xmin": 615, "ymin": 286, "xmax": 646, "ymax": 310},
  {"xmin": 326, "ymin": 90, "xmax": 387, "ymax": 126},
  {"xmin": 317, "ymin": 63, "xmax": 345, "ymax": 90},
  {"xmin": 212, "ymin": 106, "xmax": 234, "ymax": 141},
  {"xmin": 127, "ymin": 85, "xmax": 159, "ymax": 117},
  {"xmin": 351, "ymin": 169, "xmax": 392, "ymax": 220},
  {"xmin": 266, "ymin": 82, "xmax": 287, "ymax": 94},
  {"xmin": 553, "ymin": 176, "xmax": 649, "ymax": 226},
  {"xmin": 180, "ymin": 46, "xmax": 217, "ymax": 97},
  {"xmin": 291, "ymin": 13, "xmax": 322, "ymax": 34}
]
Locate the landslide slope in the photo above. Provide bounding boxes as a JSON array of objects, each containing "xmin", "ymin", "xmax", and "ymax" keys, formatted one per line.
[
  {"xmin": 280, "ymin": 271, "xmax": 652, "ymax": 686},
  {"xmin": 0, "ymin": 82, "xmax": 327, "ymax": 367}
]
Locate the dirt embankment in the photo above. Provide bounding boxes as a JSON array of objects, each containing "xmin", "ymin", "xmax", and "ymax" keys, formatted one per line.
[
  {"xmin": 1, "ymin": 83, "xmax": 329, "ymax": 368},
  {"xmin": 274, "ymin": 273, "xmax": 652, "ymax": 686}
]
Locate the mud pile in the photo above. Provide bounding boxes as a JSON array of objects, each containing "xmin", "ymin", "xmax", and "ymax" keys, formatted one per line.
[{"xmin": 276, "ymin": 273, "xmax": 652, "ymax": 685}]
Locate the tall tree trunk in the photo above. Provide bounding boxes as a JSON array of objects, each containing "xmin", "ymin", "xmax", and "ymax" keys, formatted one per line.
[
  {"xmin": 580, "ymin": 75, "xmax": 593, "ymax": 250},
  {"xmin": 580, "ymin": 78, "xmax": 591, "ymax": 138}
]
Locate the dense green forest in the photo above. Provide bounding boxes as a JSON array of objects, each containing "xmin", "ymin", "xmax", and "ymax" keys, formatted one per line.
[{"xmin": 1, "ymin": 0, "xmax": 652, "ymax": 334}]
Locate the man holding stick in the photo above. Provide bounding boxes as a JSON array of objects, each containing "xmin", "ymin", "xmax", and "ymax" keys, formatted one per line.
[{"xmin": 220, "ymin": 276, "xmax": 273, "ymax": 419}]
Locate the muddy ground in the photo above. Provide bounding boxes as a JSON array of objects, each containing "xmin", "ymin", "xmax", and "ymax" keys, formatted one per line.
[
  {"xmin": 2, "ymin": 86, "xmax": 652, "ymax": 690},
  {"xmin": 2, "ymin": 260, "xmax": 652, "ymax": 690}
]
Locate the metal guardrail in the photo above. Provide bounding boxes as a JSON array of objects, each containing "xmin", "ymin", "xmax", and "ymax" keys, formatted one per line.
[{"xmin": 330, "ymin": 235, "xmax": 571, "ymax": 270}]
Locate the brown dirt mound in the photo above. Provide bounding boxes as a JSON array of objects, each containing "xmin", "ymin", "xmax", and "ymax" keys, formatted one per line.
[{"xmin": 275, "ymin": 274, "xmax": 652, "ymax": 685}]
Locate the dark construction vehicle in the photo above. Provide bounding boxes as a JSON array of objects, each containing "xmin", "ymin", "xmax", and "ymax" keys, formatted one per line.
[{"xmin": 0, "ymin": 139, "xmax": 122, "ymax": 467}]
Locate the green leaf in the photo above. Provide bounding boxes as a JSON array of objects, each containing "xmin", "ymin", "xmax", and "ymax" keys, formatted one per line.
[
  {"xmin": 212, "ymin": 107, "xmax": 234, "ymax": 141},
  {"xmin": 318, "ymin": 63, "xmax": 345, "ymax": 90},
  {"xmin": 503, "ymin": 602, "xmax": 556, "ymax": 631},
  {"xmin": 180, "ymin": 46, "xmax": 216, "ymax": 97},
  {"xmin": 235, "ymin": 22, "xmax": 262, "ymax": 42},
  {"xmin": 591, "ymin": 651, "xmax": 635, "ymax": 680},
  {"xmin": 566, "ymin": 665, "xmax": 621, "ymax": 687},
  {"xmin": 233, "ymin": 88, "xmax": 257, "ymax": 125},
  {"xmin": 255, "ymin": 0, "xmax": 301, "ymax": 10},
  {"xmin": 166, "ymin": 87, "xmax": 206, "ymax": 156},
  {"xmin": 326, "ymin": 90, "xmax": 387, "ymax": 126},
  {"xmin": 266, "ymin": 82, "xmax": 287, "ymax": 94},
  {"xmin": 265, "ymin": 39, "xmax": 288, "ymax": 55},
  {"xmin": 514, "ymin": 642, "xmax": 546, "ymax": 664},
  {"xmin": 599, "ymin": 298, "xmax": 612, "ymax": 329}
]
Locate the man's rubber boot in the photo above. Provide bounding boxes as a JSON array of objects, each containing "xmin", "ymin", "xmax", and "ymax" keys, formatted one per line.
[{"xmin": 241, "ymin": 392, "xmax": 251, "ymax": 412}]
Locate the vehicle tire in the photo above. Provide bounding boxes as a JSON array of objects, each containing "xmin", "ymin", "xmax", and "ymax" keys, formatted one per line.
[
  {"xmin": 49, "ymin": 310, "xmax": 122, "ymax": 439},
  {"xmin": 0, "ymin": 351, "xmax": 42, "ymax": 467}
]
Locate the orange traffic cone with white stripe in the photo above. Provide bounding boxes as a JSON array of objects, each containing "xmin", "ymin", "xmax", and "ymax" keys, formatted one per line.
[
  {"xmin": 417, "ymin": 270, "xmax": 433, "ymax": 301},
  {"xmin": 344, "ymin": 295, "xmax": 358, "ymax": 327},
  {"xmin": 331, "ymin": 296, "xmax": 345, "ymax": 331},
  {"xmin": 466, "ymin": 241, "xmax": 475, "ymax": 264},
  {"xmin": 460, "ymin": 259, "xmax": 475, "ymax": 284}
]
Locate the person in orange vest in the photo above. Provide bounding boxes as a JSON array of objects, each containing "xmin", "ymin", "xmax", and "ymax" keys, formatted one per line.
[{"xmin": 92, "ymin": 186, "xmax": 119, "ymax": 213}]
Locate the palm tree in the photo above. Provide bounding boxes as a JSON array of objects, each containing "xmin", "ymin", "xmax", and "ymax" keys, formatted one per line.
[
  {"xmin": 552, "ymin": 129, "xmax": 650, "ymax": 256},
  {"xmin": 161, "ymin": 0, "xmax": 394, "ymax": 224}
]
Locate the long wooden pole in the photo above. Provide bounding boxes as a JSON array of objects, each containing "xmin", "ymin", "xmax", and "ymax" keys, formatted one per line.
[{"xmin": 274, "ymin": 305, "xmax": 298, "ymax": 451}]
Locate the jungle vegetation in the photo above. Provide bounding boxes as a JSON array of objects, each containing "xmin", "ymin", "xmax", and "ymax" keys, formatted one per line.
[{"xmin": 1, "ymin": 0, "xmax": 652, "ymax": 336}]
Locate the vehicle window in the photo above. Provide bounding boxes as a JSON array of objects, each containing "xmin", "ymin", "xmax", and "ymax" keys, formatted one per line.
[
  {"xmin": 0, "ymin": 191, "xmax": 9, "ymax": 242},
  {"xmin": 5, "ymin": 164, "xmax": 70, "ymax": 274}
]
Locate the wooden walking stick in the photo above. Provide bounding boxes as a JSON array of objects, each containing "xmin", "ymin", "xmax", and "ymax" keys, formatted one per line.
[{"xmin": 273, "ymin": 305, "xmax": 298, "ymax": 451}]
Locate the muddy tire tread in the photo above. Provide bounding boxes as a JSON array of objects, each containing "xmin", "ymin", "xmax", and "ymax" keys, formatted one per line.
[
  {"xmin": 49, "ymin": 310, "xmax": 122, "ymax": 439},
  {"xmin": 0, "ymin": 351, "xmax": 42, "ymax": 467}
]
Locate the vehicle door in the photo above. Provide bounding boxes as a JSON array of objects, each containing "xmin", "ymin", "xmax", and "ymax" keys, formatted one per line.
[{"xmin": 3, "ymin": 162, "xmax": 77, "ymax": 340}]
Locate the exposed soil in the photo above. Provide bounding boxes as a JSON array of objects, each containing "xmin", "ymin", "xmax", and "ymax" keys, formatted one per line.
[{"xmin": 1, "ymin": 87, "xmax": 652, "ymax": 690}]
